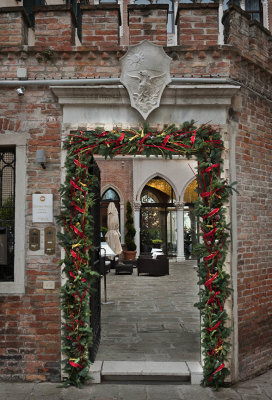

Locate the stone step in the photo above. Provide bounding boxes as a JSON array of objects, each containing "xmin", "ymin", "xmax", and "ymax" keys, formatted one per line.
[{"xmin": 90, "ymin": 361, "xmax": 203, "ymax": 384}]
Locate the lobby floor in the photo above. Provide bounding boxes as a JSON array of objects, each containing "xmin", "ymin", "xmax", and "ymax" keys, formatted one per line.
[{"xmin": 96, "ymin": 260, "xmax": 201, "ymax": 362}]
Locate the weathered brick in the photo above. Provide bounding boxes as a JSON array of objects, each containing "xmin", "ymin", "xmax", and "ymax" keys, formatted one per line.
[
  {"xmin": 128, "ymin": 5, "xmax": 168, "ymax": 45},
  {"xmin": 34, "ymin": 5, "xmax": 76, "ymax": 48}
]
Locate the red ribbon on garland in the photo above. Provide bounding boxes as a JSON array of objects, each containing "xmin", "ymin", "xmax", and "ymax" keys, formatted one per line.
[
  {"xmin": 203, "ymin": 208, "xmax": 220, "ymax": 220},
  {"xmin": 191, "ymin": 130, "xmax": 197, "ymax": 145},
  {"xmin": 207, "ymin": 320, "xmax": 221, "ymax": 332},
  {"xmin": 69, "ymin": 361, "xmax": 82, "ymax": 369},
  {"xmin": 204, "ymin": 271, "xmax": 218, "ymax": 287},
  {"xmin": 204, "ymin": 163, "xmax": 220, "ymax": 173},
  {"xmin": 208, "ymin": 363, "xmax": 225, "ymax": 382}
]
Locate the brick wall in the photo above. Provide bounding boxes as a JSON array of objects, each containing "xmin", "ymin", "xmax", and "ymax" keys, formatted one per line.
[
  {"xmin": 81, "ymin": 5, "xmax": 120, "ymax": 48},
  {"xmin": 176, "ymin": 4, "xmax": 219, "ymax": 47},
  {"xmin": 226, "ymin": 7, "xmax": 272, "ymax": 380},
  {"xmin": 34, "ymin": 5, "xmax": 76, "ymax": 48},
  {"xmin": 0, "ymin": 87, "xmax": 62, "ymax": 381},
  {"xmin": 128, "ymin": 4, "xmax": 168, "ymax": 46},
  {"xmin": 234, "ymin": 87, "xmax": 272, "ymax": 379},
  {"xmin": 96, "ymin": 158, "xmax": 133, "ymax": 210},
  {"xmin": 0, "ymin": 7, "xmax": 29, "ymax": 46},
  {"xmin": 222, "ymin": 5, "xmax": 271, "ymax": 69}
]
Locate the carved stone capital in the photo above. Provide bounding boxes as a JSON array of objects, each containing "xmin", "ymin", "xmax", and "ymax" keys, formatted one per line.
[
  {"xmin": 176, "ymin": 201, "xmax": 184, "ymax": 210},
  {"xmin": 134, "ymin": 201, "xmax": 141, "ymax": 211}
]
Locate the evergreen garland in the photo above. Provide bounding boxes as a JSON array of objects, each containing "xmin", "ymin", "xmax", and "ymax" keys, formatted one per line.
[{"xmin": 58, "ymin": 121, "xmax": 235, "ymax": 388}]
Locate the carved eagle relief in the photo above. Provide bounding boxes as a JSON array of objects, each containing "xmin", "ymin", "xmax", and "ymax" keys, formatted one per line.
[
  {"xmin": 128, "ymin": 70, "xmax": 167, "ymax": 114},
  {"xmin": 120, "ymin": 41, "xmax": 172, "ymax": 119}
]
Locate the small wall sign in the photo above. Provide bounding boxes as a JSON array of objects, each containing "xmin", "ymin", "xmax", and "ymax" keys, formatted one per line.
[{"xmin": 32, "ymin": 194, "xmax": 53, "ymax": 223}]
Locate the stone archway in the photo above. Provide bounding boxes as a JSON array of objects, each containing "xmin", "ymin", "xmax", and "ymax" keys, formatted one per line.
[{"xmin": 58, "ymin": 123, "xmax": 234, "ymax": 388}]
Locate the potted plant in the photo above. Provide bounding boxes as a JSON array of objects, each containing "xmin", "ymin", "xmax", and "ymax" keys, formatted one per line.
[
  {"xmin": 123, "ymin": 201, "xmax": 137, "ymax": 260},
  {"xmin": 152, "ymin": 239, "xmax": 163, "ymax": 249}
]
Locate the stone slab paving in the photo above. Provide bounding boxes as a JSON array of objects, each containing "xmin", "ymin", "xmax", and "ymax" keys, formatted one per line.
[
  {"xmin": 97, "ymin": 261, "xmax": 201, "ymax": 362},
  {"xmin": 0, "ymin": 369, "xmax": 272, "ymax": 400},
  {"xmin": 102, "ymin": 361, "xmax": 190, "ymax": 379}
]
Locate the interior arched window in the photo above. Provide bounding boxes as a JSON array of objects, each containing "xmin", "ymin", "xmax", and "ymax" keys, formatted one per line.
[
  {"xmin": 141, "ymin": 176, "xmax": 176, "ymax": 204},
  {"xmin": 101, "ymin": 188, "xmax": 120, "ymax": 234},
  {"xmin": 102, "ymin": 188, "xmax": 120, "ymax": 201}
]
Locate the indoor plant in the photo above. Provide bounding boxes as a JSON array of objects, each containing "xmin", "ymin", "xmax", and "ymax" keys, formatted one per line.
[{"xmin": 151, "ymin": 239, "xmax": 163, "ymax": 249}]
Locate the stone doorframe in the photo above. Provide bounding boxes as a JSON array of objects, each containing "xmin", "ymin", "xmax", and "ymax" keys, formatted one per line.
[{"xmin": 52, "ymin": 79, "xmax": 240, "ymax": 382}]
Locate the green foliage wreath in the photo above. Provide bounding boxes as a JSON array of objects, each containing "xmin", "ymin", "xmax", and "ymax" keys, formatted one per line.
[{"xmin": 58, "ymin": 121, "xmax": 236, "ymax": 388}]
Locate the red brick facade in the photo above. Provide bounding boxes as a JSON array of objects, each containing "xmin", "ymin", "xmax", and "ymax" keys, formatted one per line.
[
  {"xmin": 176, "ymin": 4, "xmax": 219, "ymax": 46},
  {"xmin": 0, "ymin": 2, "xmax": 271, "ymax": 383},
  {"xmin": 97, "ymin": 159, "xmax": 133, "ymax": 208},
  {"xmin": 235, "ymin": 87, "xmax": 272, "ymax": 379},
  {"xmin": 128, "ymin": 4, "xmax": 168, "ymax": 46},
  {"xmin": 0, "ymin": 7, "xmax": 29, "ymax": 46},
  {"xmin": 34, "ymin": 5, "xmax": 76, "ymax": 48},
  {"xmin": 81, "ymin": 5, "xmax": 120, "ymax": 48}
]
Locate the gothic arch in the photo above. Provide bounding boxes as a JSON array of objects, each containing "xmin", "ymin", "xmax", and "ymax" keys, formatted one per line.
[
  {"xmin": 135, "ymin": 171, "xmax": 178, "ymax": 203},
  {"xmin": 101, "ymin": 183, "xmax": 124, "ymax": 204},
  {"xmin": 101, "ymin": 184, "xmax": 125, "ymax": 243},
  {"xmin": 180, "ymin": 176, "xmax": 198, "ymax": 203}
]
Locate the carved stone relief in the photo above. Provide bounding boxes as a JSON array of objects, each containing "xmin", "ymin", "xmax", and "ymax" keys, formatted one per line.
[{"xmin": 120, "ymin": 40, "xmax": 172, "ymax": 119}]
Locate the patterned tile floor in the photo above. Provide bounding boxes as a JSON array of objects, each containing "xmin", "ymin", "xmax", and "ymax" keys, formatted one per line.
[{"xmin": 96, "ymin": 260, "xmax": 201, "ymax": 362}]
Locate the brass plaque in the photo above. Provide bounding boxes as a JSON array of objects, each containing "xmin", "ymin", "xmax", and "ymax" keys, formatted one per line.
[
  {"xmin": 44, "ymin": 227, "xmax": 55, "ymax": 255},
  {"xmin": 29, "ymin": 228, "xmax": 40, "ymax": 251}
]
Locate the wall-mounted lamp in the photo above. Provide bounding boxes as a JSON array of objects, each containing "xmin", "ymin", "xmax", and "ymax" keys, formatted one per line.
[
  {"xmin": 36, "ymin": 150, "xmax": 46, "ymax": 169},
  {"xmin": 16, "ymin": 87, "xmax": 25, "ymax": 96}
]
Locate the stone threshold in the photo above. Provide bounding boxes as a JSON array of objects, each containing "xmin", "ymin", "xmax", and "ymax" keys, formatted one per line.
[{"xmin": 89, "ymin": 361, "xmax": 203, "ymax": 385}]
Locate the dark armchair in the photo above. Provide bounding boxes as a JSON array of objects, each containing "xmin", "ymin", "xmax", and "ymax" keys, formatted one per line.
[{"xmin": 137, "ymin": 255, "xmax": 169, "ymax": 276}]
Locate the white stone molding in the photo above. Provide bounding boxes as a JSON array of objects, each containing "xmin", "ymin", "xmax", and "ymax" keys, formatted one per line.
[
  {"xmin": 262, "ymin": 0, "xmax": 269, "ymax": 30},
  {"xmin": 51, "ymin": 83, "xmax": 240, "ymax": 126},
  {"xmin": 218, "ymin": 0, "xmax": 224, "ymax": 45}
]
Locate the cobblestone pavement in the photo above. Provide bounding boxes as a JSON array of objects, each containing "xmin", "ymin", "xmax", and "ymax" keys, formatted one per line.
[
  {"xmin": 97, "ymin": 261, "xmax": 201, "ymax": 362},
  {"xmin": 1, "ymin": 368, "xmax": 272, "ymax": 400}
]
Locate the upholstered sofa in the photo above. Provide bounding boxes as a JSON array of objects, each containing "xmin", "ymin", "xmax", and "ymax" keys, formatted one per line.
[{"xmin": 137, "ymin": 255, "xmax": 169, "ymax": 276}]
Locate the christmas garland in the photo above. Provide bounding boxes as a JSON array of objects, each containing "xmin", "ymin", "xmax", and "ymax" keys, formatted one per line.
[{"xmin": 58, "ymin": 121, "xmax": 235, "ymax": 388}]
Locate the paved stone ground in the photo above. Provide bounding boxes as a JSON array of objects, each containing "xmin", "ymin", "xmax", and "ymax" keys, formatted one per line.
[
  {"xmin": 97, "ymin": 261, "xmax": 201, "ymax": 362},
  {"xmin": 1, "ymin": 261, "xmax": 272, "ymax": 399},
  {"xmin": 1, "ymin": 369, "xmax": 272, "ymax": 400}
]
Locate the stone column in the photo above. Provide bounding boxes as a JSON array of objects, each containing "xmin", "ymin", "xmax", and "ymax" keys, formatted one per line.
[
  {"xmin": 176, "ymin": 201, "xmax": 185, "ymax": 262},
  {"xmin": 218, "ymin": 0, "xmax": 224, "ymax": 45},
  {"xmin": 134, "ymin": 202, "xmax": 141, "ymax": 257},
  {"xmin": 120, "ymin": 202, "xmax": 125, "ymax": 244}
]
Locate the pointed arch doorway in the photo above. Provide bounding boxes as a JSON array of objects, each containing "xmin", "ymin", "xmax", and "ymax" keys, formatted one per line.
[{"xmin": 140, "ymin": 176, "xmax": 177, "ymax": 256}]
